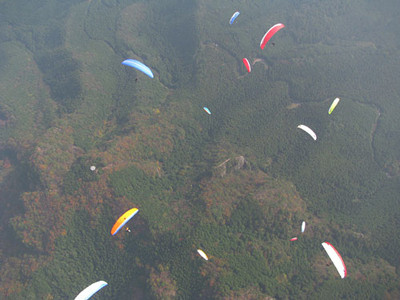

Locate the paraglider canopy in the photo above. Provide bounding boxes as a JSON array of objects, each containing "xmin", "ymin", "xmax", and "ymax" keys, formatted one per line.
[
  {"xmin": 203, "ymin": 107, "xmax": 211, "ymax": 115},
  {"xmin": 301, "ymin": 221, "xmax": 306, "ymax": 233},
  {"xmin": 260, "ymin": 23, "xmax": 285, "ymax": 50},
  {"xmin": 122, "ymin": 59, "xmax": 154, "ymax": 78},
  {"xmin": 297, "ymin": 124, "xmax": 317, "ymax": 141},
  {"xmin": 321, "ymin": 242, "xmax": 347, "ymax": 279},
  {"xmin": 290, "ymin": 237, "xmax": 298, "ymax": 241},
  {"xmin": 111, "ymin": 208, "xmax": 139, "ymax": 236},
  {"xmin": 90, "ymin": 166, "xmax": 96, "ymax": 171},
  {"xmin": 229, "ymin": 11, "xmax": 240, "ymax": 24},
  {"xmin": 328, "ymin": 97, "xmax": 340, "ymax": 114},
  {"xmin": 197, "ymin": 249, "xmax": 209, "ymax": 260},
  {"xmin": 242, "ymin": 58, "xmax": 251, "ymax": 73},
  {"xmin": 75, "ymin": 281, "xmax": 108, "ymax": 300}
]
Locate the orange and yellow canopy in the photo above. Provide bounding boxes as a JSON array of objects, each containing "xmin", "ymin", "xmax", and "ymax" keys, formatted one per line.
[{"xmin": 111, "ymin": 208, "xmax": 139, "ymax": 236}]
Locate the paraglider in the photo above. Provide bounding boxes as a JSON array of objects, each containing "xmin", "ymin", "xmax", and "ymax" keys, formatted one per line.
[
  {"xmin": 122, "ymin": 59, "xmax": 154, "ymax": 78},
  {"xmin": 297, "ymin": 125, "xmax": 317, "ymax": 141},
  {"xmin": 242, "ymin": 58, "xmax": 251, "ymax": 73},
  {"xmin": 328, "ymin": 97, "xmax": 340, "ymax": 114},
  {"xmin": 229, "ymin": 11, "xmax": 240, "ymax": 24},
  {"xmin": 197, "ymin": 249, "xmax": 209, "ymax": 260},
  {"xmin": 75, "ymin": 281, "xmax": 108, "ymax": 300},
  {"xmin": 321, "ymin": 242, "xmax": 347, "ymax": 279},
  {"xmin": 260, "ymin": 23, "xmax": 285, "ymax": 50},
  {"xmin": 111, "ymin": 208, "xmax": 139, "ymax": 236},
  {"xmin": 290, "ymin": 237, "xmax": 298, "ymax": 241},
  {"xmin": 90, "ymin": 166, "xmax": 96, "ymax": 171},
  {"xmin": 301, "ymin": 221, "xmax": 306, "ymax": 233},
  {"xmin": 203, "ymin": 107, "xmax": 211, "ymax": 115}
]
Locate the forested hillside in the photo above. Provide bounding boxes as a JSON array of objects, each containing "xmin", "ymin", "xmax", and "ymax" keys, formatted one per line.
[{"xmin": 0, "ymin": 0, "xmax": 399, "ymax": 299}]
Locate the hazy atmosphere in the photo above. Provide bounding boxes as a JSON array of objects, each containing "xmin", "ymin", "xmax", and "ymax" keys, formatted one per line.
[{"xmin": 0, "ymin": 0, "xmax": 399, "ymax": 299}]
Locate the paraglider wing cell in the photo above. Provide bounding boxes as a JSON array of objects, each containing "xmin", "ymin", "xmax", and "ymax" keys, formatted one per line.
[
  {"xmin": 122, "ymin": 59, "xmax": 154, "ymax": 78},
  {"xmin": 321, "ymin": 242, "xmax": 347, "ymax": 279},
  {"xmin": 297, "ymin": 124, "xmax": 317, "ymax": 141},
  {"xmin": 74, "ymin": 281, "xmax": 108, "ymax": 300},
  {"xmin": 328, "ymin": 97, "xmax": 340, "ymax": 114},
  {"xmin": 242, "ymin": 58, "xmax": 251, "ymax": 72},
  {"xmin": 111, "ymin": 208, "xmax": 139, "ymax": 236},
  {"xmin": 229, "ymin": 11, "xmax": 240, "ymax": 24},
  {"xmin": 197, "ymin": 249, "xmax": 209, "ymax": 260},
  {"xmin": 260, "ymin": 23, "xmax": 285, "ymax": 49}
]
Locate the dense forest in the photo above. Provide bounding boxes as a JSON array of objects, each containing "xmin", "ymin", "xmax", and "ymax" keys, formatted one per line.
[{"xmin": 0, "ymin": 0, "xmax": 399, "ymax": 299}]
